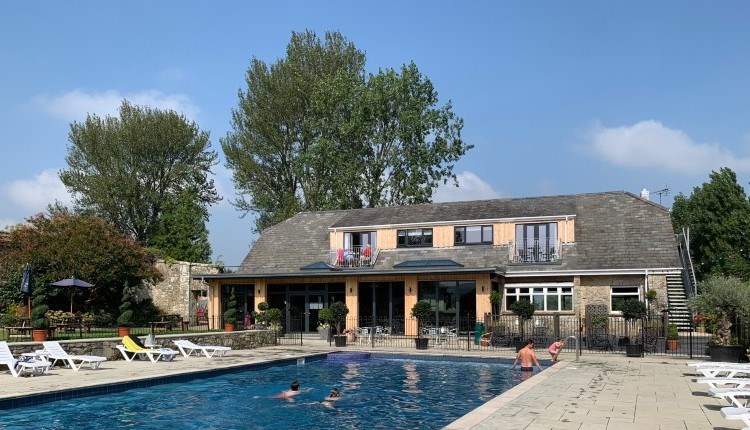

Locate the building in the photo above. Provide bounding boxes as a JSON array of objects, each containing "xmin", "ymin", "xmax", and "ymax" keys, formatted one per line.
[{"xmin": 195, "ymin": 191, "xmax": 685, "ymax": 335}]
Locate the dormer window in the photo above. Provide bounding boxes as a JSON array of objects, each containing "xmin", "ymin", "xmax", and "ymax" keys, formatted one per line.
[
  {"xmin": 454, "ymin": 225, "xmax": 493, "ymax": 245},
  {"xmin": 397, "ymin": 228, "xmax": 433, "ymax": 248}
]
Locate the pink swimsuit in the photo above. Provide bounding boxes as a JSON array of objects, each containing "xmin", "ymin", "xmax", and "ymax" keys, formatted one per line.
[{"xmin": 548, "ymin": 343, "xmax": 560, "ymax": 353}]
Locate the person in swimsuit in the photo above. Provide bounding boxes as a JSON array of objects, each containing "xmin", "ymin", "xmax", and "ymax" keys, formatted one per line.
[
  {"xmin": 275, "ymin": 381, "xmax": 302, "ymax": 399},
  {"xmin": 322, "ymin": 387, "xmax": 341, "ymax": 408},
  {"xmin": 548, "ymin": 338, "xmax": 566, "ymax": 362},
  {"xmin": 512, "ymin": 339, "xmax": 542, "ymax": 372}
]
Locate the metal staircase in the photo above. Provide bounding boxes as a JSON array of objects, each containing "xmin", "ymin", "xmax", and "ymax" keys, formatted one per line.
[{"xmin": 666, "ymin": 274, "xmax": 693, "ymax": 331}]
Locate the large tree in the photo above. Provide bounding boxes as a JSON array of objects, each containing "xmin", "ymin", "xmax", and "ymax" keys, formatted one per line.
[
  {"xmin": 0, "ymin": 213, "xmax": 161, "ymax": 315},
  {"xmin": 222, "ymin": 30, "xmax": 471, "ymax": 232},
  {"xmin": 672, "ymin": 167, "xmax": 750, "ymax": 281},
  {"xmin": 147, "ymin": 187, "xmax": 212, "ymax": 263},
  {"xmin": 60, "ymin": 101, "xmax": 220, "ymax": 256}
]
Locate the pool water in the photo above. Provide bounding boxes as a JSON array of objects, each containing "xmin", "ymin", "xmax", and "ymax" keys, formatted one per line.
[{"xmin": 1, "ymin": 355, "xmax": 525, "ymax": 430}]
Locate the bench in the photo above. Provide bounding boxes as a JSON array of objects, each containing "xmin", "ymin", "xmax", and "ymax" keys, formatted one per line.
[{"xmin": 150, "ymin": 315, "xmax": 188, "ymax": 332}]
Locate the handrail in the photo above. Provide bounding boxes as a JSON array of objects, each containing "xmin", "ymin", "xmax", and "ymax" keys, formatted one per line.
[{"xmin": 676, "ymin": 227, "xmax": 698, "ymax": 298}]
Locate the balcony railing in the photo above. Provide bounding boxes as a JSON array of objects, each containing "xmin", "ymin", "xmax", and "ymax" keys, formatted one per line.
[
  {"xmin": 509, "ymin": 238, "xmax": 561, "ymax": 263},
  {"xmin": 330, "ymin": 245, "xmax": 379, "ymax": 268}
]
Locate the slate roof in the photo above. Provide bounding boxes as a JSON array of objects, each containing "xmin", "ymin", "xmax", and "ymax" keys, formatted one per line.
[{"xmin": 236, "ymin": 191, "xmax": 681, "ymax": 276}]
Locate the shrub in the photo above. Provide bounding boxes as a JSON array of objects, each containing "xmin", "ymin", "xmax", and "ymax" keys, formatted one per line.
[
  {"xmin": 411, "ymin": 300, "xmax": 433, "ymax": 339},
  {"xmin": 329, "ymin": 301, "xmax": 349, "ymax": 334},
  {"xmin": 223, "ymin": 287, "xmax": 239, "ymax": 324},
  {"xmin": 668, "ymin": 323, "xmax": 679, "ymax": 340},
  {"xmin": 318, "ymin": 307, "xmax": 333, "ymax": 328},
  {"xmin": 117, "ymin": 284, "xmax": 134, "ymax": 327},
  {"xmin": 688, "ymin": 275, "xmax": 750, "ymax": 345},
  {"xmin": 509, "ymin": 299, "xmax": 535, "ymax": 322},
  {"xmin": 30, "ymin": 292, "xmax": 49, "ymax": 330}
]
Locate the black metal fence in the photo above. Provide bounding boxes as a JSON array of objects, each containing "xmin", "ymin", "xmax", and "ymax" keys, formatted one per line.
[{"xmin": 274, "ymin": 314, "xmax": 715, "ymax": 358}]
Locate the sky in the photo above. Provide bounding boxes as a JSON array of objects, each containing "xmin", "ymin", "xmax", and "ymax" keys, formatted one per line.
[{"xmin": 2, "ymin": 1, "xmax": 750, "ymax": 267}]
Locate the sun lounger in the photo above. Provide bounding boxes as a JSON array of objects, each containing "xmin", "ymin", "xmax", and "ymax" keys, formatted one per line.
[
  {"xmin": 173, "ymin": 339, "xmax": 231, "ymax": 358},
  {"xmin": 42, "ymin": 341, "xmax": 107, "ymax": 371},
  {"xmin": 721, "ymin": 406, "xmax": 750, "ymax": 429},
  {"xmin": 710, "ymin": 387, "xmax": 750, "ymax": 408},
  {"xmin": 688, "ymin": 361, "xmax": 750, "ymax": 368},
  {"xmin": 0, "ymin": 341, "xmax": 50, "ymax": 377},
  {"xmin": 117, "ymin": 335, "xmax": 178, "ymax": 363},
  {"xmin": 697, "ymin": 377, "xmax": 750, "ymax": 390},
  {"xmin": 685, "ymin": 362, "xmax": 750, "ymax": 378}
]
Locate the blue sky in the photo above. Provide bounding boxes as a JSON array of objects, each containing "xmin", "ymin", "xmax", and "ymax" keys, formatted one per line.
[{"xmin": 2, "ymin": 1, "xmax": 750, "ymax": 267}]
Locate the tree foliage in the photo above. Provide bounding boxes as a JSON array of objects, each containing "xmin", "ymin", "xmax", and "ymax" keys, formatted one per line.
[
  {"xmin": 0, "ymin": 213, "xmax": 161, "ymax": 315},
  {"xmin": 688, "ymin": 275, "xmax": 750, "ymax": 345},
  {"xmin": 147, "ymin": 188, "xmax": 212, "ymax": 263},
  {"xmin": 671, "ymin": 168, "xmax": 750, "ymax": 280},
  {"xmin": 222, "ymin": 30, "xmax": 471, "ymax": 232},
  {"xmin": 60, "ymin": 100, "xmax": 220, "ymax": 257}
]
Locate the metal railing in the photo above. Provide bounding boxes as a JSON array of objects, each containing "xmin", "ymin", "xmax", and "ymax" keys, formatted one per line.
[
  {"xmin": 677, "ymin": 227, "xmax": 698, "ymax": 298},
  {"xmin": 329, "ymin": 245, "xmax": 379, "ymax": 268},
  {"xmin": 509, "ymin": 238, "xmax": 561, "ymax": 263}
]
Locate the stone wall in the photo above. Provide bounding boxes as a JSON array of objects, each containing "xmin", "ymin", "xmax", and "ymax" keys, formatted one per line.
[
  {"xmin": 575, "ymin": 274, "xmax": 668, "ymax": 318},
  {"xmin": 7, "ymin": 330, "xmax": 276, "ymax": 361},
  {"xmin": 148, "ymin": 260, "xmax": 219, "ymax": 320}
]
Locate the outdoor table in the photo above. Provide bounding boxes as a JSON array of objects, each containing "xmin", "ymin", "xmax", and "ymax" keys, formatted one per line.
[{"xmin": 4, "ymin": 326, "xmax": 32, "ymax": 340}]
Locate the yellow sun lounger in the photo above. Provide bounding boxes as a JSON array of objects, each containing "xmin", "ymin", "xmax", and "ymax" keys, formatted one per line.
[{"xmin": 116, "ymin": 335, "xmax": 178, "ymax": 363}]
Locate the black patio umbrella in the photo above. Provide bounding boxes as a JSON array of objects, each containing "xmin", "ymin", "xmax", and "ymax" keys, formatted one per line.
[
  {"xmin": 50, "ymin": 276, "xmax": 94, "ymax": 313},
  {"xmin": 19, "ymin": 264, "xmax": 32, "ymax": 318}
]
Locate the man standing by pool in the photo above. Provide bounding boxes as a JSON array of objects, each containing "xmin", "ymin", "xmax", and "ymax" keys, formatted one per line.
[{"xmin": 512, "ymin": 339, "xmax": 542, "ymax": 372}]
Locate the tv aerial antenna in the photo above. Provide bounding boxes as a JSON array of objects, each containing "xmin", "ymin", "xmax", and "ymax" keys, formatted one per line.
[{"xmin": 652, "ymin": 186, "xmax": 670, "ymax": 205}]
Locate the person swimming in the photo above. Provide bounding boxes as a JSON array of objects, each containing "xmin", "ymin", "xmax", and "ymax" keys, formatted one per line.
[{"xmin": 275, "ymin": 381, "xmax": 302, "ymax": 399}]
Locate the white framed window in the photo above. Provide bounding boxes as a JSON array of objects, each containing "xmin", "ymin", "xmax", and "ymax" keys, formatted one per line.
[
  {"xmin": 504, "ymin": 283, "xmax": 573, "ymax": 312},
  {"xmin": 610, "ymin": 286, "xmax": 641, "ymax": 312}
]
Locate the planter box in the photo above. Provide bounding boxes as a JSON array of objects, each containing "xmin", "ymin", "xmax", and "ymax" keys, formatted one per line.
[
  {"xmin": 334, "ymin": 335, "xmax": 347, "ymax": 347},
  {"xmin": 318, "ymin": 328, "xmax": 330, "ymax": 340},
  {"xmin": 626, "ymin": 343, "xmax": 643, "ymax": 357},
  {"xmin": 666, "ymin": 339, "xmax": 679, "ymax": 351},
  {"xmin": 709, "ymin": 345, "xmax": 745, "ymax": 362},
  {"xmin": 414, "ymin": 338, "xmax": 429, "ymax": 350}
]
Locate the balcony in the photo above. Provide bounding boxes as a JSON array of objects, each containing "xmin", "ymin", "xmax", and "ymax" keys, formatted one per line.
[
  {"xmin": 509, "ymin": 238, "xmax": 561, "ymax": 263},
  {"xmin": 330, "ymin": 245, "xmax": 379, "ymax": 268}
]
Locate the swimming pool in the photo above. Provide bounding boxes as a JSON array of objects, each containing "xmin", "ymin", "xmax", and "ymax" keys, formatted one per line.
[{"xmin": 1, "ymin": 354, "xmax": 527, "ymax": 429}]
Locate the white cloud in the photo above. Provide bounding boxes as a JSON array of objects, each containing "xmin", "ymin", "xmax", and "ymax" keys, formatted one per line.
[
  {"xmin": 4, "ymin": 169, "xmax": 73, "ymax": 213},
  {"xmin": 432, "ymin": 171, "xmax": 501, "ymax": 202},
  {"xmin": 588, "ymin": 120, "xmax": 750, "ymax": 174},
  {"xmin": 33, "ymin": 89, "xmax": 200, "ymax": 122}
]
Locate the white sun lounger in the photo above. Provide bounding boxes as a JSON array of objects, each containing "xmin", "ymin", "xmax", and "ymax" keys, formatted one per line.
[
  {"xmin": 697, "ymin": 377, "xmax": 750, "ymax": 389},
  {"xmin": 688, "ymin": 363, "xmax": 750, "ymax": 378},
  {"xmin": 42, "ymin": 341, "xmax": 107, "ymax": 371},
  {"xmin": 0, "ymin": 341, "xmax": 51, "ymax": 377},
  {"xmin": 116, "ymin": 345, "xmax": 178, "ymax": 363},
  {"xmin": 721, "ymin": 406, "xmax": 750, "ymax": 429},
  {"xmin": 173, "ymin": 340, "xmax": 230, "ymax": 358},
  {"xmin": 710, "ymin": 387, "xmax": 750, "ymax": 408}
]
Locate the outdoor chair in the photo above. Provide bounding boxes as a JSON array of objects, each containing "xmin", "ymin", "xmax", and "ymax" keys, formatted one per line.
[
  {"xmin": 488, "ymin": 326, "xmax": 512, "ymax": 347},
  {"xmin": 721, "ymin": 406, "xmax": 750, "ymax": 429},
  {"xmin": 42, "ymin": 341, "xmax": 107, "ymax": 371},
  {"xmin": 117, "ymin": 335, "xmax": 178, "ymax": 363},
  {"xmin": 0, "ymin": 341, "xmax": 50, "ymax": 377},
  {"xmin": 173, "ymin": 339, "xmax": 230, "ymax": 358}
]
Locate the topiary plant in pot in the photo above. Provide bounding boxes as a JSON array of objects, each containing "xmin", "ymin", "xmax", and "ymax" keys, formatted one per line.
[
  {"xmin": 666, "ymin": 323, "xmax": 680, "ymax": 351},
  {"xmin": 223, "ymin": 287, "xmax": 239, "ymax": 332},
  {"xmin": 30, "ymin": 290, "xmax": 50, "ymax": 342},
  {"xmin": 411, "ymin": 300, "xmax": 433, "ymax": 350},
  {"xmin": 509, "ymin": 299, "xmax": 535, "ymax": 351},
  {"xmin": 117, "ymin": 283, "xmax": 134, "ymax": 337},
  {"xmin": 619, "ymin": 299, "xmax": 647, "ymax": 357},
  {"xmin": 329, "ymin": 301, "xmax": 349, "ymax": 347}
]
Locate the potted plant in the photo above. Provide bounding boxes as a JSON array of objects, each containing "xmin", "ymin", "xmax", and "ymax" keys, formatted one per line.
[
  {"xmin": 688, "ymin": 276, "xmax": 750, "ymax": 362},
  {"xmin": 317, "ymin": 307, "xmax": 333, "ymax": 340},
  {"xmin": 489, "ymin": 290, "xmax": 502, "ymax": 316},
  {"xmin": 509, "ymin": 299, "xmax": 535, "ymax": 351},
  {"xmin": 666, "ymin": 323, "xmax": 679, "ymax": 351},
  {"xmin": 265, "ymin": 307, "xmax": 282, "ymax": 332},
  {"xmin": 253, "ymin": 301, "xmax": 270, "ymax": 329},
  {"xmin": 30, "ymin": 291, "xmax": 50, "ymax": 342},
  {"xmin": 619, "ymin": 299, "xmax": 647, "ymax": 357},
  {"xmin": 411, "ymin": 300, "xmax": 433, "ymax": 350},
  {"xmin": 223, "ymin": 287, "xmax": 239, "ymax": 332},
  {"xmin": 117, "ymin": 283, "xmax": 134, "ymax": 337},
  {"xmin": 329, "ymin": 301, "xmax": 349, "ymax": 347}
]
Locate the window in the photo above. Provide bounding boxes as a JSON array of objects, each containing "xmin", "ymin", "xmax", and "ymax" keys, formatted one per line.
[
  {"xmin": 397, "ymin": 228, "xmax": 433, "ymax": 248},
  {"xmin": 504, "ymin": 285, "xmax": 573, "ymax": 312},
  {"xmin": 454, "ymin": 225, "xmax": 493, "ymax": 245},
  {"xmin": 514, "ymin": 222, "xmax": 558, "ymax": 262},
  {"xmin": 611, "ymin": 286, "xmax": 640, "ymax": 312},
  {"xmin": 344, "ymin": 231, "xmax": 377, "ymax": 249}
]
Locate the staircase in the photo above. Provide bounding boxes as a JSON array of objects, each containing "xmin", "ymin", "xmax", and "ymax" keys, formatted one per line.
[{"xmin": 666, "ymin": 274, "xmax": 693, "ymax": 331}]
